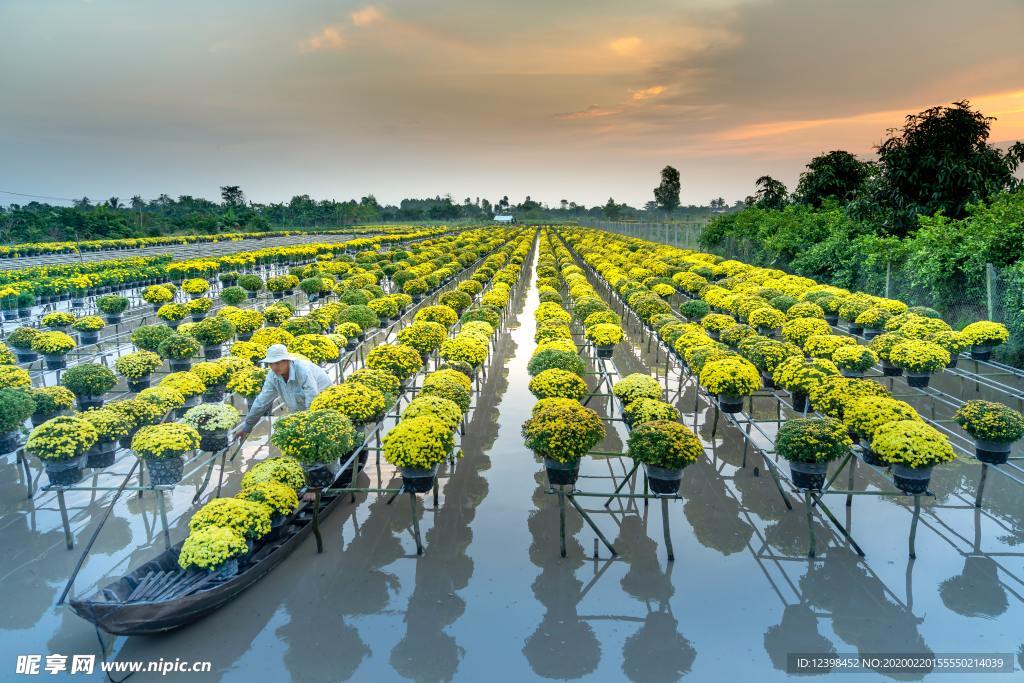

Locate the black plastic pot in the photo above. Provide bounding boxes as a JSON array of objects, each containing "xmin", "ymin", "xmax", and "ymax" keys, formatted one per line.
[
  {"xmin": 859, "ymin": 441, "xmax": 886, "ymax": 467},
  {"xmin": 892, "ymin": 464, "xmax": 932, "ymax": 494},
  {"xmin": 789, "ymin": 460, "xmax": 828, "ymax": 490},
  {"xmin": 847, "ymin": 324, "xmax": 864, "ymax": 336},
  {"xmin": 45, "ymin": 456, "xmax": 86, "ymax": 487},
  {"xmin": 104, "ymin": 314, "xmax": 123, "ymax": 325},
  {"xmin": 76, "ymin": 395, "xmax": 105, "ymax": 411},
  {"xmin": 717, "ymin": 394, "xmax": 744, "ymax": 413},
  {"xmin": 190, "ymin": 313, "xmax": 207, "ymax": 323},
  {"xmin": 0, "ymin": 430, "xmax": 23, "ymax": 454},
  {"xmin": 863, "ymin": 328, "xmax": 882, "ymax": 340},
  {"xmin": 544, "ymin": 456, "xmax": 580, "ymax": 486},
  {"xmin": 302, "ymin": 460, "xmax": 340, "ymax": 488},
  {"xmin": 146, "ymin": 456, "xmax": 185, "ymax": 486},
  {"xmin": 824, "ymin": 314, "xmax": 839, "ymax": 326},
  {"xmin": 85, "ymin": 441, "xmax": 118, "ymax": 469},
  {"xmin": 594, "ymin": 344, "xmax": 614, "ymax": 359},
  {"xmin": 906, "ymin": 371, "xmax": 932, "ymax": 388},
  {"xmin": 79, "ymin": 332, "xmax": 100, "ymax": 346},
  {"xmin": 881, "ymin": 360, "xmax": 903, "ymax": 377},
  {"xmin": 643, "ymin": 463, "xmax": 683, "ymax": 494},
  {"xmin": 400, "ymin": 464, "xmax": 439, "ymax": 493},
  {"xmin": 126, "ymin": 377, "xmax": 152, "ymax": 393},
  {"xmin": 974, "ymin": 438, "xmax": 1011, "ymax": 465},
  {"xmin": 18, "ymin": 309, "xmax": 31, "ymax": 319},
  {"xmin": 169, "ymin": 359, "xmax": 192, "ymax": 372},
  {"xmin": 203, "ymin": 345, "xmax": 223, "ymax": 359},
  {"xmin": 970, "ymin": 345, "xmax": 994, "ymax": 361},
  {"xmin": 15, "ymin": 350, "xmax": 38, "ymax": 364},
  {"xmin": 44, "ymin": 354, "xmax": 67, "ymax": 370},
  {"xmin": 203, "ymin": 386, "xmax": 225, "ymax": 403},
  {"xmin": 791, "ymin": 391, "xmax": 809, "ymax": 413},
  {"xmin": 199, "ymin": 429, "xmax": 229, "ymax": 453}
]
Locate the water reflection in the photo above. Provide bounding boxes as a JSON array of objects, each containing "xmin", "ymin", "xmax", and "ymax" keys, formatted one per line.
[
  {"xmin": 939, "ymin": 556, "xmax": 1009, "ymax": 618},
  {"xmin": 680, "ymin": 462, "xmax": 755, "ymax": 556},
  {"xmin": 763, "ymin": 603, "xmax": 836, "ymax": 674},
  {"xmin": 800, "ymin": 547, "xmax": 932, "ymax": 679}
]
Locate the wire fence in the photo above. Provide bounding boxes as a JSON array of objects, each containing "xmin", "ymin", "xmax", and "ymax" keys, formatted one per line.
[{"xmin": 573, "ymin": 219, "xmax": 710, "ymax": 250}]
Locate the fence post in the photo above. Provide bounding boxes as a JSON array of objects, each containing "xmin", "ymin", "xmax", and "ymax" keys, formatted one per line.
[
  {"xmin": 885, "ymin": 262, "xmax": 892, "ymax": 299},
  {"xmin": 986, "ymin": 263, "xmax": 997, "ymax": 321}
]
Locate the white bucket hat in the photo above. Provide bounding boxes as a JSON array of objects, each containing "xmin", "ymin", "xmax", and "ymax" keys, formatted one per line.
[{"xmin": 260, "ymin": 344, "xmax": 296, "ymax": 364}]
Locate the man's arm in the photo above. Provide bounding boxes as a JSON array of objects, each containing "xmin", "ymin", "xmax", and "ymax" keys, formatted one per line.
[{"xmin": 238, "ymin": 372, "xmax": 278, "ymax": 436}]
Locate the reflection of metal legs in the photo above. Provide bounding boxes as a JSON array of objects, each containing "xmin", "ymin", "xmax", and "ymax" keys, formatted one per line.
[
  {"xmin": 661, "ymin": 496, "xmax": 675, "ymax": 562},
  {"xmin": 975, "ymin": 464, "xmax": 988, "ymax": 508},
  {"xmin": 558, "ymin": 487, "xmax": 567, "ymax": 558},
  {"xmin": 409, "ymin": 492, "xmax": 424, "ymax": 555},
  {"xmin": 18, "ymin": 450, "xmax": 34, "ymax": 498},
  {"xmin": 809, "ymin": 490, "xmax": 866, "ymax": 557},
  {"xmin": 312, "ymin": 489, "xmax": 323, "ymax": 553},
  {"xmin": 57, "ymin": 489, "xmax": 73, "ymax": 550},
  {"xmin": 156, "ymin": 490, "xmax": 171, "ymax": 551},
  {"xmin": 804, "ymin": 490, "xmax": 816, "ymax": 557},
  {"xmin": 909, "ymin": 494, "xmax": 921, "ymax": 559}
]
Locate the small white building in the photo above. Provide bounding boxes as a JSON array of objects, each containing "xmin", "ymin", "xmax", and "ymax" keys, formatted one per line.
[{"xmin": 493, "ymin": 214, "xmax": 516, "ymax": 224}]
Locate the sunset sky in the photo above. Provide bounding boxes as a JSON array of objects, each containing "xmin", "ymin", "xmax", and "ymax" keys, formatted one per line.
[{"xmin": 2, "ymin": 0, "xmax": 1023, "ymax": 207}]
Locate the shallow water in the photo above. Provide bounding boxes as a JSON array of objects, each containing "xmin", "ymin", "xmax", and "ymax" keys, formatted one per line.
[{"xmin": 2, "ymin": 238, "xmax": 1023, "ymax": 682}]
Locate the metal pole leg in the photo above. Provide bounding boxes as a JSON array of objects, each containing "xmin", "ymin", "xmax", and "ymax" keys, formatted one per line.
[
  {"xmin": 567, "ymin": 494, "xmax": 618, "ymax": 556},
  {"xmin": 661, "ymin": 496, "xmax": 675, "ymax": 562},
  {"xmin": 603, "ymin": 462, "xmax": 639, "ymax": 507},
  {"xmin": 57, "ymin": 489, "xmax": 74, "ymax": 550},
  {"xmin": 409, "ymin": 492, "xmax": 424, "ymax": 556},
  {"xmin": 846, "ymin": 456, "xmax": 856, "ymax": 507}
]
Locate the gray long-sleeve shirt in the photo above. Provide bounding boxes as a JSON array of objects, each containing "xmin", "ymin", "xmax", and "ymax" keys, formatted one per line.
[{"xmin": 242, "ymin": 358, "xmax": 333, "ymax": 429}]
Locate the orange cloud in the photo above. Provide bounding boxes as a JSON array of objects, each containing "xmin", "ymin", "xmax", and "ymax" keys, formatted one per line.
[
  {"xmin": 608, "ymin": 36, "xmax": 642, "ymax": 56},
  {"xmin": 301, "ymin": 26, "xmax": 346, "ymax": 52},
  {"xmin": 716, "ymin": 89, "xmax": 1024, "ymax": 147},
  {"xmin": 351, "ymin": 6, "xmax": 383, "ymax": 27},
  {"xmin": 555, "ymin": 105, "xmax": 623, "ymax": 121},
  {"xmin": 630, "ymin": 85, "xmax": 666, "ymax": 101}
]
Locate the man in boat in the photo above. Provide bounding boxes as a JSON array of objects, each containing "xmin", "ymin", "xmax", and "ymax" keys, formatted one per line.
[{"xmin": 232, "ymin": 344, "xmax": 333, "ymax": 443}]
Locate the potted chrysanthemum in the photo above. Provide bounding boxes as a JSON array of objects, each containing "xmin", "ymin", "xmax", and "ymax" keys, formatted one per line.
[
  {"xmin": 270, "ymin": 409, "xmax": 363, "ymax": 487},
  {"xmin": 237, "ymin": 481, "xmax": 300, "ymax": 534},
  {"xmin": 889, "ymin": 340, "xmax": 950, "ymax": 388},
  {"xmin": 115, "ymin": 350, "xmax": 164, "ymax": 392},
  {"xmin": 8, "ymin": 326, "xmax": 40, "ymax": 363},
  {"xmin": 383, "ymin": 414, "xmax": 456, "ymax": 492},
  {"xmin": 79, "ymin": 408, "xmax": 131, "ymax": 468},
  {"xmin": 178, "ymin": 526, "xmax": 249, "ymax": 580},
  {"xmin": 188, "ymin": 497, "xmax": 272, "ymax": 554},
  {"xmin": 954, "ymin": 400, "xmax": 1024, "ymax": 465},
  {"xmin": 72, "ymin": 315, "xmax": 106, "ymax": 346},
  {"xmin": 0, "ymin": 388, "xmax": 35, "ymax": 454},
  {"xmin": 30, "ymin": 331, "xmax": 77, "ymax": 370},
  {"xmin": 522, "ymin": 398, "xmax": 605, "ymax": 486},
  {"xmin": 60, "ymin": 363, "xmax": 118, "ymax": 410},
  {"xmin": 26, "ymin": 415, "xmax": 99, "ymax": 486},
  {"xmin": 627, "ymin": 420, "xmax": 702, "ymax": 494},
  {"xmin": 585, "ymin": 323, "xmax": 625, "ymax": 359},
  {"xmin": 776, "ymin": 417, "xmax": 853, "ymax": 489},
  {"xmin": 183, "ymin": 403, "xmax": 241, "ymax": 452},
  {"xmin": 132, "ymin": 422, "xmax": 202, "ymax": 486},
  {"xmin": 190, "ymin": 315, "xmax": 235, "ymax": 359},
  {"xmin": 959, "ymin": 321, "xmax": 1009, "ymax": 361},
  {"xmin": 871, "ymin": 420, "xmax": 956, "ymax": 494},
  {"xmin": 699, "ymin": 356, "xmax": 761, "ymax": 413}
]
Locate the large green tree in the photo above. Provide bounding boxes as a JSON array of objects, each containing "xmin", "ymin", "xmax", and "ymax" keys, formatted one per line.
[
  {"xmin": 653, "ymin": 165, "xmax": 681, "ymax": 213},
  {"xmin": 870, "ymin": 100, "xmax": 1024, "ymax": 235},
  {"xmin": 794, "ymin": 151, "xmax": 873, "ymax": 207},
  {"xmin": 747, "ymin": 176, "xmax": 789, "ymax": 210}
]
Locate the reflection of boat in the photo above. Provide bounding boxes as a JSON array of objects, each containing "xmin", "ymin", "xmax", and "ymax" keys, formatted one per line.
[{"xmin": 69, "ymin": 453, "xmax": 366, "ymax": 635}]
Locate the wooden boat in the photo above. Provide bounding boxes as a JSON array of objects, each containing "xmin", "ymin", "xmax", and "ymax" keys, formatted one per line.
[{"xmin": 69, "ymin": 453, "xmax": 366, "ymax": 635}]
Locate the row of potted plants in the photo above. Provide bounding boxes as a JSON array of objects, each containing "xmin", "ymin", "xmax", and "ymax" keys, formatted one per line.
[{"xmin": 555, "ymin": 228, "xmax": 977, "ymax": 494}]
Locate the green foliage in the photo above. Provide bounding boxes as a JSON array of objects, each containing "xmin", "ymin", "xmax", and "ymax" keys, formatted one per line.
[{"xmin": 794, "ymin": 151, "xmax": 873, "ymax": 208}]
